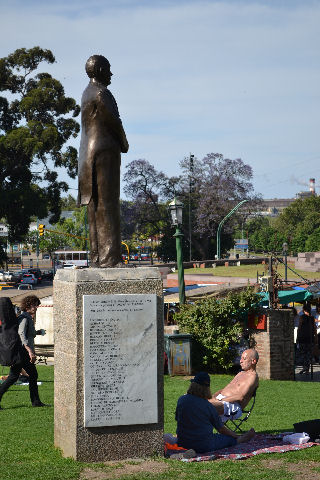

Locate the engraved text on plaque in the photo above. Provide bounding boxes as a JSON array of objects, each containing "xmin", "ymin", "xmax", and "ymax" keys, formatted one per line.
[{"xmin": 83, "ymin": 294, "xmax": 158, "ymax": 427}]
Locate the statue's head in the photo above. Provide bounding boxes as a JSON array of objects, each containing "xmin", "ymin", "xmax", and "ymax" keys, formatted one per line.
[{"xmin": 85, "ymin": 55, "xmax": 112, "ymax": 86}]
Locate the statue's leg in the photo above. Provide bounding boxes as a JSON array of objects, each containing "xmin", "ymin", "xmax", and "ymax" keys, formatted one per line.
[
  {"xmin": 87, "ymin": 163, "xmax": 99, "ymax": 266},
  {"xmin": 95, "ymin": 151, "xmax": 122, "ymax": 267}
]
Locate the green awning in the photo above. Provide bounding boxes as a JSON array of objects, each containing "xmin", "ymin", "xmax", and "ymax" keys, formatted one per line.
[{"xmin": 259, "ymin": 289, "xmax": 313, "ymax": 306}]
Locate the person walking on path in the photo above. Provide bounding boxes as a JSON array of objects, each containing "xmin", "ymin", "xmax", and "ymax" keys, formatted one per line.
[
  {"xmin": 0, "ymin": 296, "xmax": 45, "ymax": 409},
  {"xmin": 297, "ymin": 304, "xmax": 317, "ymax": 375}
]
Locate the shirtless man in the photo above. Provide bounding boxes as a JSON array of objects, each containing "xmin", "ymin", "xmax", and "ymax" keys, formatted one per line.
[{"xmin": 209, "ymin": 349, "xmax": 259, "ymax": 422}]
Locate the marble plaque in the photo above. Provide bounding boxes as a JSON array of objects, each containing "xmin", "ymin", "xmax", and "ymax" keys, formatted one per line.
[{"xmin": 83, "ymin": 294, "xmax": 158, "ymax": 427}]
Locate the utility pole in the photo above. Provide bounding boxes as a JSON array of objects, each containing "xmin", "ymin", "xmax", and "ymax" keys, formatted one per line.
[
  {"xmin": 36, "ymin": 218, "xmax": 39, "ymax": 268},
  {"xmin": 188, "ymin": 154, "xmax": 194, "ymax": 262}
]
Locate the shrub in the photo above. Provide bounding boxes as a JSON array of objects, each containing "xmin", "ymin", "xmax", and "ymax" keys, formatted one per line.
[{"xmin": 174, "ymin": 287, "xmax": 260, "ymax": 372}]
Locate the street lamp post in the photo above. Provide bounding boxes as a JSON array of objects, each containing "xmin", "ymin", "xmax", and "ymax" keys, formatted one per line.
[
  {"xmin": 169, "ymin": 198, "xmax": 186, "ymax": 305},
  {"xmin": 36, "ymin": 217, "xmax": 39, "ymax": 268},
  {"xmin": 282, "ymin": 242, "xmax": 288, "ymax": 282},
  {"xmin": 216, "ymin": 200, "xmax": 248, "ymax": 260},
  {"xmin": 188, "ymin": 153, "xmax": 194, "ymax": 262}
]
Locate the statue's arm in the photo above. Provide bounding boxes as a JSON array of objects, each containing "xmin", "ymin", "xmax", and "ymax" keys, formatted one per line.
[
  {"xmin": 98, "ymin": 92, "xmax": 129, "ymax": 153},
  {"xmin": 115, "ymin": 119, "xmax": 129, "ymax": 153}
]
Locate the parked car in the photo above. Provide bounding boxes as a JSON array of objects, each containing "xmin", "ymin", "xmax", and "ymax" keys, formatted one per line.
[
  {"xmin": 14, "ymin": 270, "xmax": 28, "ymax": 283},
  {"xmin": 0, "ymin": 270, "xmax": 7, "ymax": 281},
  {"xmin": 27, "ymin": 268, "xmax": 42, "ymax": 284},
  {"xmin": 0, "ymin": 270, "xmax": 15, "ymax": 282},
  {"xmin": 20, "ymin": 273, "xmax": 37, "ymax": 286},
  {"xmin": 41, "ymin": 269, "xmax": 54, "ymax": 280}
]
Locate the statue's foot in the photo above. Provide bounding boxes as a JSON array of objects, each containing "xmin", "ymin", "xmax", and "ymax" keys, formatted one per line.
[
  {"xmin": 90, "ymin": 262, "xmax": 100, "ymax": 268},
  {"xmin": 98, "ymin": 258, "xmax": 123, "ymax": 268},
  {"xmin": 98, "ymin": 260, "xmax": 135, "ymax": 268},
  {"xmin": 113, "ymin": 262, "xmax": 135, "ymax": 268}
]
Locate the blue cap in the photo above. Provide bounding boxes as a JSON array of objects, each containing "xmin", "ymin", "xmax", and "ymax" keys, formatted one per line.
[{"xmin": 191, "ymin": 372, "xmax": 210, "ymax": 386}]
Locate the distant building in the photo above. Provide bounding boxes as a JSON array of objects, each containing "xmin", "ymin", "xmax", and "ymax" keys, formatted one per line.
[
  {"xmin": 259, "ymin": 178, "xmax": 317, "ymax": 217},
  {"xmin": 259, "ymin": 198, "xmax": 296, "ymax": 216}
]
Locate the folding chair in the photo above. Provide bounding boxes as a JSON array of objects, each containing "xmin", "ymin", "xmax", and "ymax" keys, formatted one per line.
[{"xmin": 225, "ymin": 387, "xmax": 258, "ymax": 433}]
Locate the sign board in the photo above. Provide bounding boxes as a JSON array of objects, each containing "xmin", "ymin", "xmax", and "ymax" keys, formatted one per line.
[
  {"xmin": 248, "ymin": 313, "xmax": 267, "ymax": 330},
  {"xmin": 0, "ymin": 226, "xmax": 8, "ymax": 237},
  {"xmin": 234, "ymin": 238, "xmax": 248, "ymax": 249},
  {"xmin": 83, "ymin": 294, "xmax": 158, "ymax": 427}
]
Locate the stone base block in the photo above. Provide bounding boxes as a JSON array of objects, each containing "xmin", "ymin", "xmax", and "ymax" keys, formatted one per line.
[
  {"xmin": 53, "ymin": 267, "xmax": 164, "ymax": 461},
  {"xmin": 252, "ymin": 309, "xmax": 294, "ymax": 380}
]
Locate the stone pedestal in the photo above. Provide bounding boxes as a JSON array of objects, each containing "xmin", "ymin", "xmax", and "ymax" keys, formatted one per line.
[
  {"xmin": 53, "ymin": 267, "xmax": 164, "ymax": 461},
  {"xmin": 252, "ymin": 309, "xmax": 294, "ymax": 380}
]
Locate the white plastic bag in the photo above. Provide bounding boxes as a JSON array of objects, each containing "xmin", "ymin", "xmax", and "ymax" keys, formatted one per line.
[{"xmin": 283, "ymin": 432, "xmax": 310, "ymax": 444}]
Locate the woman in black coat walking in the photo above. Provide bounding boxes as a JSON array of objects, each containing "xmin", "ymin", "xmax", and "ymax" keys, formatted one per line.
[{"xmin": 0, "ymin": 297, "xmax": 45, "ymax": 409}]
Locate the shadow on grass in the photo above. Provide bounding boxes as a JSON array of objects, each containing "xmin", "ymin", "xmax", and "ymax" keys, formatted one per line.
[
  {"xmin": 256, "ymin": 429, "xmax": 295, "ymax": 434},
  {"xmin": 1, "ymin": 404, "xmax": 53, "ymax": 410}
]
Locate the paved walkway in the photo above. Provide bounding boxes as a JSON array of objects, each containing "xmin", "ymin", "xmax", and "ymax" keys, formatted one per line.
[
  {"xmin": 167, "ymin": 273, "xmax": 256, "ymax": 288},
  {"xmin": 295, "ymin": 363, "xmax": 320, "ymax": 382},
  {"xmin": 0, "ymin": 282, "xmax": 53, "ymax": 305}
]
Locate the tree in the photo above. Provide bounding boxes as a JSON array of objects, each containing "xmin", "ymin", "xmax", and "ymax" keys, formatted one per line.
[
  {"xmin": 56, "ymin": 207, "xmax": 88, "ymax": 251},
  {"xmin": 275, "ymin": 196, "xmax": 320, "ymax": 253},
  {"xmin": 244, "ymin": 217, "xmax": 287, "ymax": 253},
  {"xmin": 0, "ymin": 47, "xmax": 80, "ymax": 242},
  {"xmin": 123, "ymin": 155, "xmax": 261, "ymax": 260},
  {"xmin": 26, "ymin": 207, "xmax": 88, "ymax": 255},
  {"xmin": 26, "ymin": 229, "xmax": 68, "ymax": 257},
  {"xmin": 174, "ymin": 288, "xmax": 260, "ymax": 372},
  {"xmin": 60, "ymin": 194, "xmax": 77, "ymax": 211},
  {"xmin": 178, "ymin": 154, "xmax": 261, "ymax": 257},
  {"xmin": 123, "ymin": 159, "xmax": 177, "ymax": 236},
  {"xmin": 305, "ymin": 228, "xmax": 320, "ymax": 252},
  {"xmin": 156, "ymin": 229, "xmax": 189, "ymax": 262},
  {"xmin": 0, "ymin": 239, "xmax": 7, "ymax": 266},
  {"xmin": 120, "ymin": 200, "xmax": 138, "ymax": 240}
]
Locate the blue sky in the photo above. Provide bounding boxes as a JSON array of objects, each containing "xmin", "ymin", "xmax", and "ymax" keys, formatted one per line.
[{"xmin": 1, "ymin": 0, "xmax": 320, "ymax": 199}]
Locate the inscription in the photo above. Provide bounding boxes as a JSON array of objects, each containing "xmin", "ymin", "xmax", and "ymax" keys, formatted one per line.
[{"xmin": 83, "ymin": 294, "xmax": 158, "ymax": 427}]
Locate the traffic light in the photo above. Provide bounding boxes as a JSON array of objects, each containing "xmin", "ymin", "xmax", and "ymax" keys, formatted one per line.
[{"xmin": 38, "ymin": 224, "xmax": 45, "ymax": 236}]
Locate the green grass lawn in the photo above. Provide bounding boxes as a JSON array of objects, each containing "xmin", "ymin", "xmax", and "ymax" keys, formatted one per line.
[
  {"xmin": 179, "ymin": 263, "xmax": 320, "ymax": 281},
  {"xmin": 0, "ymin": 366, "xmax": 319, "ymax": 480}
]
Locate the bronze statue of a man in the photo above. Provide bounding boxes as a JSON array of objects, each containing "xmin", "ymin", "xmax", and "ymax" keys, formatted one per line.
[{"xmin": 78, "ymin": 55, "xmax": 129, "ymax": 267}]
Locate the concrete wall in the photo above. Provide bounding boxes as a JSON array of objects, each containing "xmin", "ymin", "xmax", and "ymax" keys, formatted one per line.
[
  {"xmin": 35, "ymin": 295, "xmax": 54, "ymax": 345},
  {"xmin": 295, "ymin": 252, "xmax": 320, "ymax": 272}
]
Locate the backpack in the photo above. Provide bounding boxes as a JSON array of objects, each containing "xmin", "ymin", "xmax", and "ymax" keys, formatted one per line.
[{"xmin": 0, "ymin": 297, "xmax": 25, "ymax": 366}]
